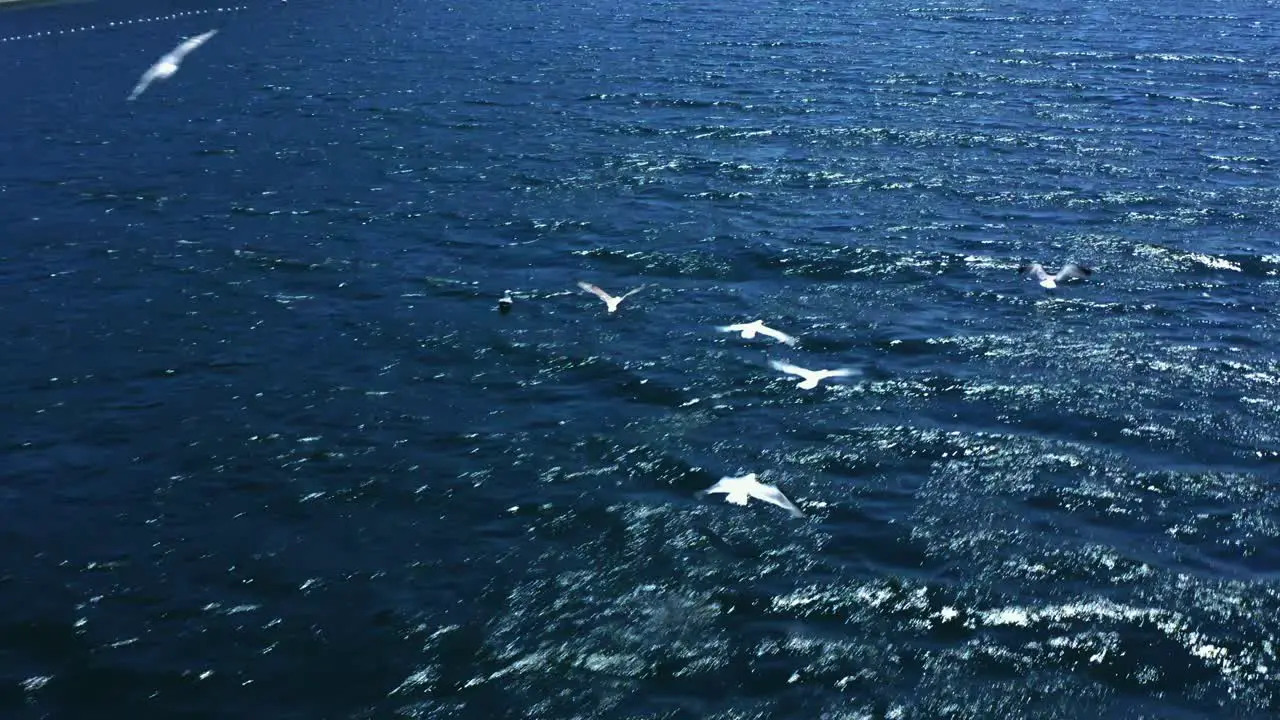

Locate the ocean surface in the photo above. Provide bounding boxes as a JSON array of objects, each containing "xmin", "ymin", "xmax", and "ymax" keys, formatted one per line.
[{"xmin": 2, "ymin": 0, "xmax": 1280, "ymax": 717}]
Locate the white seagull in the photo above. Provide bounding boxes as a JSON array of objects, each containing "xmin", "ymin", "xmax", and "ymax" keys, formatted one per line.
[
  {"xmin": 1018, "ymin": 262, "xmax": 1093, "ymax": 289},
  {"xmin": 769, "ymin": 359, "xmax": 856, "ymax": 390},
  {"xmin": 699, "ymin": 473, "xmax": 805, "ymax": 518},
  {"xmin": 717, "ymin": 320, "xmax": 797, "ymax": 346},
  {"xmin": 127, "ymin": 29, "xmax": 219, "ymax": 101},
  {"xmin": 577, "ymin": 281, "xmax": 645, "ymax": 313}
]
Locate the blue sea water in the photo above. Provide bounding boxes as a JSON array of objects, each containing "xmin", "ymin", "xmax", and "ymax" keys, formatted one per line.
[{"xmin": 2, "ymin": 0, "xmax": 1280, "ymax": 717}]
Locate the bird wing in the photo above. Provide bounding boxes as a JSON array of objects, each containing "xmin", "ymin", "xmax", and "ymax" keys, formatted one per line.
[
  {"xmin": 750, "ymin": 483, "xmax": 806, "ymax": 518},
  {"xmin": 1055, "ymin": 263, "xmax": 1093, "ymax": 282},
  {"xmin": 699, "ymin": 477, "xmax": 739, "ymax": 497},
  {"xmin": 768, "ymin": 359, "xmax": 809, "ymax": 378},
  {"xmin": 577, "ymin": 281, "xmax": 614, "ymax": 303},
  {"xmin": 819, "ymin": 368, "xmax": 857, "ymax": 380},
  {"xmin": 716, "ymin": 323, "xmax": 746, "ymax": 333},
  {"xmin": 170, "ymin": 29, "xmax": 218, "ymax": 63},
  {"xmin": 619, "ymin": 285, "xmax": 647, "ymax": 300},
  {"xmin": 757, "ymin": 324, "xmax": 797, "ymax": 345},
  {"xmin": 127, "ymin": 67, "xmax": 161, "ymax": 101},
  {"xmin": 1019, "ymin": 264, "xmax": 1050, "ymax": 283}
]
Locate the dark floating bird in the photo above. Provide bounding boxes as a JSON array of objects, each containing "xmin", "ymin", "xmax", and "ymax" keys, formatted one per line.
[
  {"xmin": 1018, "ymin": 262, "xmax": 1093, "ymax": 289},
  {"xmin": 498, "ymin": 290, "xmax": 514, "ymax": 314}
]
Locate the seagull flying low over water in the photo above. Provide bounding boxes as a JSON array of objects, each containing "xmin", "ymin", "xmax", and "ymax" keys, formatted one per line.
[
  {"xmin": 128, "ymin": 29, "xmax": 219, "ymax": 101},
  {"xmin": 717, "ymin": 320, "xmax": 797, "ymax": 346},
  {"xmin": 699, "ymin": 473, "xmax": 805, "ymax": 518},
  {"xmin": 769, "ymin": 359, "xmax": 856, "ymax": 390},
  {"xmin": 577, "ymin": 281, "xmax": 645, "ymax": 312},
  {"xmin": 1018, "ymin": 262, "xmax": 1093, "ymax": 289}
]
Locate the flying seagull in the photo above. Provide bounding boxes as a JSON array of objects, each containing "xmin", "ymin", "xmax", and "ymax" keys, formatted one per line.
[
  {"xmin": 717, "ymin": 320, "xmax": 797, "ymax": 346},
  {"xmin": 577, "ymin": 281, "xmax": 645, "ymax": 313},
  {"xmin": 127, "ymin": 29, "xmax": 219, "ymax": 101},
  {"xmin": 1018, "ymin": 262, "xmax": 1093, "ymax": 289},
  {"xmin": 699, "ymin": 473, "xmax": 805, "ymax": 518},
  {"xmin": 769, "ymin": 359, "xmax": 856, "ymax": 390}
]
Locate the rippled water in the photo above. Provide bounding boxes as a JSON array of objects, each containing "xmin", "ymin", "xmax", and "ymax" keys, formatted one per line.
[{"xmin": 2, "ymin": 0, "xmax": 1280, "ymax": 717}]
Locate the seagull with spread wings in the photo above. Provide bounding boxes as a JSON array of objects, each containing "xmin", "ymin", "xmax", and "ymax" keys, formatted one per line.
[
  {"xmin": 699, "ymin": 473, "xmax": 806, "ymax": 518},
  {"xmin": 717, "ymin": 320, "xmax": 797, "ymax": 346},
  {"xmin": 769, "ymin": 359, "xmax": 857, "ymax": 390},
  {"xmin": 128, "ymin": 29, "xmax": 219, "ymax": 101},
  {"xmin": 577, "ymin": 281, "xmax": 646, "ymax": 313},
  {"xmin": 1018, "ymin": 262, "xmax": 1093, "ymax": 289}
]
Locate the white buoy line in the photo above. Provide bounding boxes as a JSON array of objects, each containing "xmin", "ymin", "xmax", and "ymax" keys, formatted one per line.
[{"xmin": 0, "ymin": 6, "xmax": 247, "ymax": 45}]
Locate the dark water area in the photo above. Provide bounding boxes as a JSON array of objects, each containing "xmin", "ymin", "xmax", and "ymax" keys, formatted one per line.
[{"xmin": 2, "ymin": 0, "xmax": 1280, "ymax": 717}]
